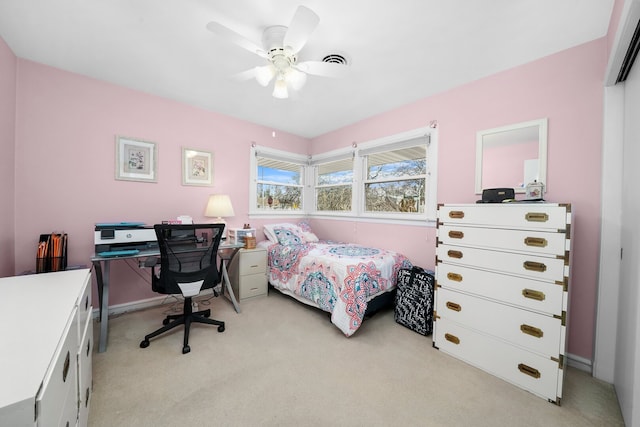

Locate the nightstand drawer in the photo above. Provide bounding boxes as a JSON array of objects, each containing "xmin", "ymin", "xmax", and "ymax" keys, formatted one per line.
[
  {"xmin": 238, "ymin": 274, "xmax": 267, "ymax": 299},
  {"xmin": 239, "ymin": 249, "xmax": 267, "ymax": 275}
]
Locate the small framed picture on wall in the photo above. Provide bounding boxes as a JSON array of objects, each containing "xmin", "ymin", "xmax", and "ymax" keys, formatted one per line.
[
  {"xmin": 115, "ymin": 136, "xmax": 158, "ymax": 183},
  {"xmin": 182, "ymin": 147, "xmax": 213, "ymax": 186}
]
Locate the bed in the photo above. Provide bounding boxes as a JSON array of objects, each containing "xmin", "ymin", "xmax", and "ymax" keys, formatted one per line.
[{"xmin": 258, "ymin": 222, "xmax": 413, "ymax": 336}]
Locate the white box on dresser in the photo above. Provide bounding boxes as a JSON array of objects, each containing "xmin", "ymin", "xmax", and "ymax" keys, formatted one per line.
[
  {"xmin": 0, "ymin": 269, "xmax": 93, "ymax": 426},
  {"xmin": 433, "ymin": 203, "xmax": 571, "ymax": 405}
]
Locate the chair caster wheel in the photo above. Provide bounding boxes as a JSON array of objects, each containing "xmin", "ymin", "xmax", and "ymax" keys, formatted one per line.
[
  {"xmin": 218, "ymin": 325, "xmax": 225, "ymax": 333},
  {"xmin": 182, "ymin": 345, "xmax": 190, "ymax": 354},
  {"xmin": 140, "ymin": 340, "xmax": 150, "ymax": 348},
  {"xmin": 162, "ymin": 318, "xmax": 170, "ymax": 325}
]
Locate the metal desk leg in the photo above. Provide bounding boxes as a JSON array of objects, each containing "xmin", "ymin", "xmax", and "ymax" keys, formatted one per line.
[
  {"xmin": 95, "ymin": 259, "xmax": 111, "ymax": 353},
  {"xmin": 222, "ymin": 259, "xmax": 241, "ymax": 313}
]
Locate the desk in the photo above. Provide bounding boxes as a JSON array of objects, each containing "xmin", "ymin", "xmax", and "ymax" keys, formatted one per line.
[{"xmin": 91, "ymin": 241, "xmax": 244, "ymax": 353}]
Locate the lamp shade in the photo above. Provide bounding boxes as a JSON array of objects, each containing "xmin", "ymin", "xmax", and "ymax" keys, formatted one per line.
[{"xmin": 205, "ymin": 194, "xmax": 235, "ymax": 220}]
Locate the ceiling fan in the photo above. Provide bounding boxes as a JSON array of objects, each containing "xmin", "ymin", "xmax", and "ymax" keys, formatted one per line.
[{"xmin": 206, "ymin": 5, "xmax": 348, "ymax": 99}]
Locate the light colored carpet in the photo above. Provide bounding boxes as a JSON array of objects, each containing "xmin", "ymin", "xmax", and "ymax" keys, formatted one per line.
[{"xmin": 89, "ymin": 290, "xmax": 624, "ymax": 427}]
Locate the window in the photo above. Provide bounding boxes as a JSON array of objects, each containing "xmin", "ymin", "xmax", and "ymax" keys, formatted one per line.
[
  {"xmin": 362, "ymin": 144, "xmax": 427, "ymax": 215},
  {"xmin": 250, "ymin": 126, "xmax": 437, "ymax": 222},
  {"xmin": 250, "ymin": 147, "xmax": 307, "ymax": 214},
  {"xmin": 313, "ymin": 157, "xmax": 353, "ymax": 212}
]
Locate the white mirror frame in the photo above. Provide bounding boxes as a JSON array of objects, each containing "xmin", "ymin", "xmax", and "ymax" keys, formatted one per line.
[{"xmin": 475, "ymin": 118, "xmax": 548, "ymax": 195}]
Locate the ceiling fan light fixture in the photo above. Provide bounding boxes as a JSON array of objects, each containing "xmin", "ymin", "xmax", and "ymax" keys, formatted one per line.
[
  {"xmin": 273, "ymin": 78, "xmax": 288, "ymax": 99},
  {"xmin": 255, "ymin": 65, "xmax": 275, "ymax": 87},
  {"xmin": 288, "ymin": 68, "xmax": 307, "ymax": 91}
]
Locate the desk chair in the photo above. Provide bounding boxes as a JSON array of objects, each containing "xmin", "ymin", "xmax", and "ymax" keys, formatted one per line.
[{"xmin": 140, "ymin": 223, "xmax": 225, "ymax": 354}]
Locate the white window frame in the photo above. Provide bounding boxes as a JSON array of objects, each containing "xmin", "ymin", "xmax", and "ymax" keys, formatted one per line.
[
  {"xmin": 308, "ymin": 147, "xmax": 356, "ymax": 216},
  {"xmin": 249, "ymin": 126, "xmax": 438, "ymax": 223},
  {"xmin": 249, "ymin": 146, "xmax": 308, "ymax": 217}
]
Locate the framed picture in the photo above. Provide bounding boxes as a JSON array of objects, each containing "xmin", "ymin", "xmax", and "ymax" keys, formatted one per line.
[
  {"xmin": 182, "ymin": 147, "xmax": 213, "ymax": 186},
  {"xmin": 115, "ymin": 136, "xmax": 158, "ymax": 183}
]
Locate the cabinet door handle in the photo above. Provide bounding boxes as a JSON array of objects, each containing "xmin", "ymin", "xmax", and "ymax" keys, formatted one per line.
[
  {"xmin": 520, "ymin": 324, "xmax": 544, "ymax": 338},
  {"xmin": 85, "ymin": 387, "xmax": 91, "ymax": 407},
  {"xmin": 62, "ymin": 351, "xmax": 70, "ymax": 382},
  {"xmin": 85, "ymin": 295, "xmax": 89, "ymax": 311},
  {"xmin": 524, "ymin": 237, "xmax": 548, "ymax": 247},
  {"xmin": 447, "ymin": 250, "xmax": 463, "ymax": 259},
  {"xmin": 449, "ymin": 211, "xmax": 465, "ymax": 219},
  {"xmin": 525, "ymin": 212, "xmax": 549, "ymax": 222},
  {"xmin": 523, "ymin": 261, "xmax": 547, "ymax": 273},
  {"xmin": 522, "ymin": 288, "xmax": 546, "ymax": 301},
  {"xmin": 87, "ymin": 338, "xmax": 92, "ymax": 357},
  {"xmin": 518, "ymin": 363, "xmax": 541, "ymax": 379},
  {"xmin": 446, "ymin": 301, "xmax": 462, "ymax": 312},
  {"xmin": 444, "ymin": 333, "xmax": 460, "ymax": 344},
  {"xmin": 447, "ymin": 272, "xmax": 463, "ymax": 282},
  {"xmin": 448, "ymin": 230, "xmax": 464, "ymax": 239}
]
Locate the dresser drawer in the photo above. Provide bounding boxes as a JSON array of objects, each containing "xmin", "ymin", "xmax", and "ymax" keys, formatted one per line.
[
  {"xmin": 77, "ymin": 274, "xmax": 92, "ymax": 340},
  {"xmin": 437, "ymin": 244, "xmax": 568, "ymax": 282},
  {"xmin": 37, "ymin": 309, "xmax": 78, "ymax": 427},
  {"xmin": 438, "ymin": 225, "xmax": 568, "ymax": 257},
  {"xmin": 435, "ymin": 288, "xmax": 564, "ymax": 357},
  {"xmin": 78, "ymin": 318, "xmax": 93, "ymax": 427},
  {"xmin": 434, "ymin": 318, "xmax": 563, "ymax": 403},
  {"xmin": 438, "ymin": 204, "xmax": 570, "ymax": 231},
  {"xmin": 238, "ymin": 274, "xmax": 268, "ymax": 299},
  {"xmin": 238, "ymin": 249, "xmax": 267, "ymax": 275},
  {"xmin": 436, "ymin": 264, "xmax": 565, "ymax": 316}
]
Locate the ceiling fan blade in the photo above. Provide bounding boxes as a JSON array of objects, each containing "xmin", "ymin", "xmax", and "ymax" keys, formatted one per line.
[
  {"xmin": 206, "ymin": 21, "xmax": 267, "ymax": 58},
  {"xmin": 296, "ymin": 61, "xmax": 348, "ymax": 78},
  {"xmin": 231, "ymin": 68, "xmax": 258, "ymax": 82},
  {"xmin": 283, "ymin": 6, "xmax": 320, "ymax": 54}
]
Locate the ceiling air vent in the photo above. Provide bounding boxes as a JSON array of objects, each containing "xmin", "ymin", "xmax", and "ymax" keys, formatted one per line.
[{"xmin": 322, "ymin": 54, "xmax": 348, "ymax": 66}]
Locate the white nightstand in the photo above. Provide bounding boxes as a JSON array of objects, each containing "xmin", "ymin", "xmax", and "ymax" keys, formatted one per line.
[{"xmin": 227, "ymin": 247, "xmax": 268, "ymax": 301}]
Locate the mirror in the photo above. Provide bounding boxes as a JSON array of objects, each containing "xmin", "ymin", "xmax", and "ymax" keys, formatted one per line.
[{"xmin": 475, "ymin": 118, "xmax": 548, "ymax": 194}]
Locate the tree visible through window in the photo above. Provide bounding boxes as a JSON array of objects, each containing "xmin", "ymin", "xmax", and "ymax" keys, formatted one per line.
[
  {"xmin": 364, "ymin": 145, "xmax": 427, "ymax": 214},
  {"xmin": 256, "ymin": 157, "xmax": 303, "ymax": 211},
  {"xmin": 315, "ymin": 157, "xmax": 353, "ymax": 211}
]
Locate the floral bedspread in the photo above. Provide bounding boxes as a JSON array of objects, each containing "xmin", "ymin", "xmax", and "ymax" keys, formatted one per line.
[{"xmin": 266, "ymin": 241, "xmax": 413, "ymax": 336}]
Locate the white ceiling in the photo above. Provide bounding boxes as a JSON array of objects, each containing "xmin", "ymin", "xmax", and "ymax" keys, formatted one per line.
[{"xmin": 0, "ymin": 1, "xmax": 615, "ymax": 138}]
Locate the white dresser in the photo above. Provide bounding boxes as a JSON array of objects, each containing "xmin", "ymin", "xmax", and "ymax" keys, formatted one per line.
[
  {"xmin": 0, "ymin": 269, "xmax": 93, "ymax": 426},
  {"xmin": 433, "ymin": 203, "xmax": 571, "ymax": 404}
]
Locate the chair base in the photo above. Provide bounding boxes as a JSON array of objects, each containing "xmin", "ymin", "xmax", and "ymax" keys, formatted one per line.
[{"xmin": 140, "ymin": 296, "xmax": 225, "ymax": 354}]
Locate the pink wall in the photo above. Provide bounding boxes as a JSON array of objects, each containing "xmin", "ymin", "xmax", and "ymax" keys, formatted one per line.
[
  {"xmin": 311, "ymin": 39, "xmax": 607, "ymax": 360},
  {"xmin": 0, "ymin": 38, "xmax": 16, "ymax": 278},
  {"xmin": 13, "ymin": 59, "xmax": 308, "ymax": 305}
]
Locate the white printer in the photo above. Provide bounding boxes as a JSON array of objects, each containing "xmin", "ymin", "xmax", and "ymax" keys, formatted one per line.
[{"xmin": 94, "ymin": 222, "xmax": 158, "ymax": 254}]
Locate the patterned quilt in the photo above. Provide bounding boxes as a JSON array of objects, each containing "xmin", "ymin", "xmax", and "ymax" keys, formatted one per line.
[{"xmin": 266, "ymin": 241, "xmax": 413, "ymax": 336}]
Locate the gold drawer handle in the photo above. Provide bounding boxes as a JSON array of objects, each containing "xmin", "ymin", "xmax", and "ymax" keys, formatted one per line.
[
  {"xmin": 446, "ymin": 301, "xmax": 461, "ymax": 312},
  {"xmin": 522, "ymin": 288, "xmax": 546, "ymax": 301},
  {"xmin": 523, "ymin": 261, "xmax": 547, "ymax": 273},
  {"xmin": 62, "ymin": 351, "xmax": 70, "ymax": 382},
  {"xmin": 525, "ymin": 212, "xmax": 549, "ymax": 222},
  {"xmin": 524, "ymin": 237, "xmax": 548, "ymax": 247},
  {"xmin": 447, "ymin": 250, "xmax": 463, "ymax": 259},
  {"xmin": 447, "ymin": 272, "xmax": 463, "ymax": 282},
  {"xmin": 518, "ymin": 363, "xmax": 541, "ymax": 379},
  {"xmin": 445, "ymin": 333, "xmax": 460, "ymax": 344},
  {"xmin": 520, "ymin": 324, "xmax": 544, "ymax": 338},
  {"xmin": 448, "ymin": 230, "xmax": 464, "ymax": 239},
  {"xmin": 449, "ymin": 211, "xmax": 465, "ymax": 219}
]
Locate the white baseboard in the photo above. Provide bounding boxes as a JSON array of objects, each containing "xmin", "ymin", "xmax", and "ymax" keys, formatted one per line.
[
  {"xmin": 91, "ymin": 295, "xmax": 167, "ymax": 319},
  {"xmin": 91, "ymin": 288, "xmax": 219, "ymax": 319},
  {"xmin": 567, "ymin": 353, "xmax": 592, "ymax": 373}
]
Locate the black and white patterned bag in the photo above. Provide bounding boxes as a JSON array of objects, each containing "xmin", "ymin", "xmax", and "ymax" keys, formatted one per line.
[{"xmin": 394, "ymin": 266, "xmax": 434, "ymax": 336}]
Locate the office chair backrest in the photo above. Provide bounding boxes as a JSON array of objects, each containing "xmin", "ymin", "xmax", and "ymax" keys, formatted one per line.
[{"xmin": 153, "ymin": 223, "xmax": 225, "ymax": 295}]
